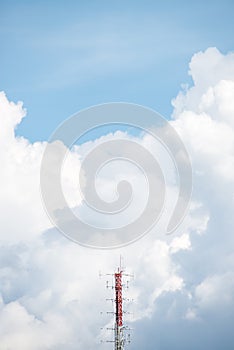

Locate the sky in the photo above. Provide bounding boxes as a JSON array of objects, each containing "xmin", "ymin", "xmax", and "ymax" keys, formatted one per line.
[
  {"xmin": 0, "ymin": 0, "xmax": 234, "ymax": 141},
  {"xmin": 1, "ymin": 1, "xmax": 234, "ymax": 350}
]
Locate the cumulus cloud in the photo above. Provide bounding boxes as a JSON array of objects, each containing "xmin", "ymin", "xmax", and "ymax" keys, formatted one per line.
[
  {"xmin": 0, "ymin": 92, "xmax": 51, "ymax": 243},
  {"xmin": 132, "ymin": 48, "xmax": 234, "ymax": 349},
  {"xmin": 1, "ymin": 47, "xmax": 234, "ymax": 349},
  {"xmin": 0, "ymin": 91, "xmax": 186, "ymax": 349}
]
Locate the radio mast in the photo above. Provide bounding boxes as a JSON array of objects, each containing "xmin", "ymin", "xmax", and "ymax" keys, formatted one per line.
[
  {"xmin": 101, "ymin": 257, "xmax": 132, "ymax": 349},
  {"xmin": 114, "ymin": 263, "xmax": 124, "ymax": 350}
]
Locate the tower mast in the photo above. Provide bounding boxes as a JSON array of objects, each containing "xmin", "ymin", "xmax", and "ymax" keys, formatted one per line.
[
  {"xmin": 114, "ymin": 265, "xmax": 124, "ymax": 350},
  {"xmin": 101, "ymin": 257, "xmax": 132, "ymax": 349}
]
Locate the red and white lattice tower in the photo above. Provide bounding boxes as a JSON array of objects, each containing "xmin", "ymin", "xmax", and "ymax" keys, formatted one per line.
[
  {"xmin": 114, "ymin": 266, "xmax": 124, "ymax": 350},
  {"xmin": 101, "ymin": 258, "xmax": 132, "ymax": 349}
]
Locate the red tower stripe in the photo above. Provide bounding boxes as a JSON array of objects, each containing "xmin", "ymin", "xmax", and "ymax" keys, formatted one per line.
[{"xmin": 115, "ymin": 271, "xmax": 123, "ymax": 327}]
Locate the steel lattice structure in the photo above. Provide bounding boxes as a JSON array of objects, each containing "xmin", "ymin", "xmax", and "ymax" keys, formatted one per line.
[
  {"xmin": 101, "ymin": 259, "xmax": 132, "ymax": 349},
  {"xmin": 114, "ymin": 268, "xmax": 124, "ymax": 350}
]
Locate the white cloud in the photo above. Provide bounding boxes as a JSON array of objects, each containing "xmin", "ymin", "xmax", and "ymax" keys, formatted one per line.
[
  {"xmin": 0, "ymin": 92, "xmax": 51, "ymax": 243},
  {"xmin": 195, "ymin": 272, "xmax": 234, "ymax": 310},
  {"xmin": 172, "ymin": 47, "xmax": 234, "ymax": 118},
  {"xmin": 0, "ymin": 89, "xmax": 187, "ymax": 349},
  {"xmin": 132, "ymin": 47, "xmax": 234, "ymax": 348},
  {"xmin": 170, "ymin": 233, "xmax": 191, "ymax": 254}
]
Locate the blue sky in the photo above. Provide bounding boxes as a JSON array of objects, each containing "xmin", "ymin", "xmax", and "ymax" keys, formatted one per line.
[{"xmin": 0, "ymin": 0, "xmax": 234, "ymax": 142}]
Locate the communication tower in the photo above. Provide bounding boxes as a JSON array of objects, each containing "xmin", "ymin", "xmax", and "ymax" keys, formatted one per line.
[{"xmin": 101, "ymin": 257, "xmax": 133, "ymax": 349}]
